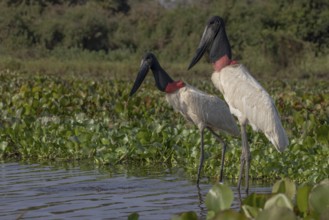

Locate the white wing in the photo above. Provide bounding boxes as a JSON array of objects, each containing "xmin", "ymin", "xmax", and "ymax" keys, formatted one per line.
[
  {"xmin": 211, "ymin": 64, "xmax": 289, "ymax": 152},
  {"xmin": 166, "ymin": 84, "xmax": 239, "ymax": 136}
]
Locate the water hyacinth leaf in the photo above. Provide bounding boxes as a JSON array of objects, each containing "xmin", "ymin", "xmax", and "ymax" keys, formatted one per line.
[
  {"xmin": 316, "ymin": 125, "xmax": 329, "ymax": 145},
  {"xmin": 264, "ymin": 193, "xmax": 293, "ymax": 210},
  {"xmin": 309, "ymin": 180, "xmax": 329, "ymax": 215},
  {"xmin": 127, "ymin": 212, "xmax": 139, "ymax": 220},
  {"xmin": 100, "ymin": 138, "xmax": 110, "ymax": 145},
  {"xmin": 212, "ymin": 209, "xmax": 248, "ymax": 220},
  {"xmin": 242, "ymin": 205, "xmax": 261, "ymax": 219},
  {"xmin": 171, "ymin": 211, "xmax": 198, "ymax": 220},
  {"xmin": 0, "ymin": 141, "xmax": 8, "ymax": 151},
  {"xmin": 207, "ymin": 210, "xmax": 215, "ymax": 219},
  {"xmin": 272, "ymin": 178, "xmax": 296, "ymax": 200},
  {"xmin": 79, "ymin": 133, "xmax": 91, "ymax": 144},
  {"xmin": 303, "ymin": 136, "xmax": 315, "ymax": 148},
  {"xmin": 75, "ymin": 113, "xmax": 87, "ymax": 123},
  {"xmin": 155, "ymin": 123, "xmax": 165, "ymax": 134},
  {"xmin": 205, "ymin": 184, "xmax": 233, "ymax": 213},
  {"xmin": 243, "ymin": 193, "xmax": 272, "ymax": 209},
  {"xmin": 256, "ymin": 206, "xmax": 297, "ymax": 220},
  {"xmin": 137, "ymin": 131, "xmax": 150, "ymax": 145},
  {"xmin": 296, "ymin": 184, "xmax": 312, "ymax": 214},
  {"xmin": 292, "ymin": 111, "xmax": 304, "ymax": 127},
  {"xmin": 114, "ymin": 102, "xmax": 124, "ymax": 113}
]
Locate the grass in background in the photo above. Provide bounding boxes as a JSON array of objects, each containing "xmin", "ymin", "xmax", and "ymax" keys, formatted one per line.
[{"xmin": 0, "ymin": 0, "xmax": 328, "ymax": 81}]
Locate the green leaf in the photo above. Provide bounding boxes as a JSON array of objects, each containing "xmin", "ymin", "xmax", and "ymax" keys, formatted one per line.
[
  {"xmin": 303, "ymin": 136, "xmax": 315, "ymax": 147},
  {"xmin": 272, "ymin": 178, "xmax": 296, "ymax": 200},
  {"xmin": 242, "ymin": 205, "xmax": 261, "ymax": 219},
  {"xmin": 137, "ymin": 131, "xmax": 150, "ymax": 145},
  {"xmin": 243, "ymin": 193, "xmax": 272, "ymax": 209},
  {"xmin": 292, "ymin": 111, "xmax": 304, "ymax": 127},
  {"xmin": 309, "ymin": 180, "xmax": 329, "ymax": 215},
  {"xmin": 264, "ymin": 194, "xmax": 293, "ymax": 211},
  {"xmin": 127, "ymin": 212, "xmax": 139, "ymax": 220},
  {"xmin": 0, "ymin": 141, "xmax": 8, "ymax": 151},
  {"xmin": 256, "ymin": 207, "xmax": 297, "ymax": 220},
  {"xmin": 171, "ymin": 211, "xmax": 198, "ymax": 220},
  {"xmin": 115, "ymin": 102, "xmax": 124, "ymax": 113},
  {"xmin": 205, "ymin": 184, "xmax": 233, "ymax": 213},
  {"xmin": 316, "ymin": 125, "xmax": 329, "ymax": 145},
  {"xmin": 212, "ymin": 210, "xmax": 247, "ymax": 220},
  {"xmin": 101, "ymin": 138, "xmax": 110, "ymax": 145},
  {"xmin": 296, "ymin": 184, "xmax": 312, "ymax": 214}
]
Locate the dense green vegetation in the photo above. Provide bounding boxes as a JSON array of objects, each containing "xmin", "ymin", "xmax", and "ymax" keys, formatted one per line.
[
  {"xmin": 0, "ymin": 70, "xmax": 328, "ymax": 184},
  {"xmin": 0, "ymin": 0, "xmax": 328, "ymax": 79},
  {"xmin": 169, "ymin": 178, "xmax": 329, "ymax": 220}
]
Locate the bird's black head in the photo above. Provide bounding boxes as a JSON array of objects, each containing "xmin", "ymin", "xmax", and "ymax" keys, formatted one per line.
[
  {"xmin": 129, "ymin": 52, "xmax": 174, "ymax": 96},
  {"xmin": 207, "ymin": 16, "xmax": 224, "ymax": 31},
  {"xmin": 188, "ymin": 15, "xmax": 231, "ymax": 70},
  {"xmin": 141, "ymin": 52, "xmax": 157, "ymax": 68}
]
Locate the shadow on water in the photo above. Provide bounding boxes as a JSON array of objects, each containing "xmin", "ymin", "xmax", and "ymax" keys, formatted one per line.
[{"xmin": 0, "ymin": 161, "xmax": 271, "ymax": 220}]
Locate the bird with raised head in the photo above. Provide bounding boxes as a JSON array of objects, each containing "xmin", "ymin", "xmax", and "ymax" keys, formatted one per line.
[{"xmin": 188, "ymin": 16, "xmax": 289, "ymax": 193}]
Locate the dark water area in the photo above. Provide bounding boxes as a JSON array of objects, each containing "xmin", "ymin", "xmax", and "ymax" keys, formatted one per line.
[{"xmin": 0, "ymin": 161, "xmax": 271, "ymax": 220}]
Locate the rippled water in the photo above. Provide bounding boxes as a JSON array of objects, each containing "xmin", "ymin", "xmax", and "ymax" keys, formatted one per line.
[{"xmin": 0, "ymin": 162, "xmax": 271, "ymax": 220}]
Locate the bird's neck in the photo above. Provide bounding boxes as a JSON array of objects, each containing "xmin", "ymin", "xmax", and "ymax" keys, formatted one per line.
[
  {"xmin": 210, "ymin": 27, "xmax": 236, "ymax": 72},
  {"xmin": 210, "ymin": 27, "xmax": 231, "ymax": 61},
  {"xmin": 151, "ymin": 64, "xmax": 174, "ymax": 92},
  {"xmin": 165, "ymin": 80, "xmax": 185, "ymax": 93},
  {"xmin": 151, "ymin": 61, "xmax": 185, "ymax": 93},
  {"xmin": 212, "ymin": 55, "xmax": 237, "ymax": 72}
]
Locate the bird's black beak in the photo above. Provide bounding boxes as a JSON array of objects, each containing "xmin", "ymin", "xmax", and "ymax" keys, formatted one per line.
[
  {"xmin": 188, "ymin": 19, "xmax": 220, "ymax": 70},
  {"xmin": 129, "ymin": 60, "xmax": 150, "ymax": 96}
]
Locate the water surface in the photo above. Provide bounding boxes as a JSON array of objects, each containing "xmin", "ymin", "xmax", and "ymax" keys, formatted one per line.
[{"xmin": 0, "ymin": 162, "xmax": 271, "ymax": 219}]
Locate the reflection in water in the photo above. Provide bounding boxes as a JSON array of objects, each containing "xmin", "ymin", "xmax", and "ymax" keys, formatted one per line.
[
  {"xmin": 197, "ymin": 185, "xmax": 207, "ymax": 219},
  {"xmin": 0, "ymin": 162, "xmax": 271, "ymax": 220}
]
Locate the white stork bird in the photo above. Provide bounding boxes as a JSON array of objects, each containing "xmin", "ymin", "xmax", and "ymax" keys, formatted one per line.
[
  {"xmin": 188, "ymin": 16, "xmax": 289, "ymax": 193},
  {"xmin": 130, "ymin": 52, "xmax": 239, "ymax": 184}
]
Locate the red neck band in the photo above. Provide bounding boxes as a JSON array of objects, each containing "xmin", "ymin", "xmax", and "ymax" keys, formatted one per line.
[
  {"xmin": 165, "ymin": 80, "xmax": 185, "ymax": 93},
  {"xmin": 212, "ymin": 55, "xmax": 237, "ymax": 71}
]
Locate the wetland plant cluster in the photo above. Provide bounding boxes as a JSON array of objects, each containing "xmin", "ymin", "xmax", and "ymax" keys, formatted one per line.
[
  {"xmin": 168, "ymin": 178, "xmax": 329, "ymax": 220},
  {"xmin": 0, "ymin": 71, "xmax": 328, "ymax": 185}
]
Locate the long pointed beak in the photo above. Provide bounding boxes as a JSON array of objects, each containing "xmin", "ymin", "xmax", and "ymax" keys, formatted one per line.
[
  {"xmin": 129, "ymin": 60, "xmax": 150, "ymax": 96},
  {"xmin": 188, "ymin": 24, "xmax": 218, "ymax": 70}
]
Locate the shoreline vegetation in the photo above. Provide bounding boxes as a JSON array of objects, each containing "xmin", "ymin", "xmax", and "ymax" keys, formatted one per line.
[{"xmin": 0, "ymin": 0, "xmax": 328, "ymax": 80}]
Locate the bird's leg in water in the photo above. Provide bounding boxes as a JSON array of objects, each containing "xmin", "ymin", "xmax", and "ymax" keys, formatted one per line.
[
  {"xmin": 245, "ymin": 144, "xmax": 251, "ymax": 195},
  {"xmin": 237, "ymin": 152, "xmax": 245, "ymax": 193},
  {"xmin": 197, "ymin": 127, "xmax": 206, "ymax": 185},
  {"xmin": 238, "ymin": 189, "xmax": 243, "ymax": 206},
  {"xmin": 207, "ymin": 128, "xmax": 227, "ymax": 183},
  {"xmin": 238, "ymin": 122, "xmax": 251, "ymax": 194}
]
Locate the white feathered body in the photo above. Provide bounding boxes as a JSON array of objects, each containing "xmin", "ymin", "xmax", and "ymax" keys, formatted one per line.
[
  {"xmin": 165, "ymin": 84, "xmax": 239, "ymax": 136},
  {"xmin": 211, "ymin": 64, "xmax": 289, "ymax": 152}
]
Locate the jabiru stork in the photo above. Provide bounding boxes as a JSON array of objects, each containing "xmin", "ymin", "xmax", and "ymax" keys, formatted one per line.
[
  {"xmin": 130, "ymin": 52, "xmax": 239, "ymax": 184},
  {"xmin": 188, "ymin": 16, "xmax": 289, "ymax": 193}
]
